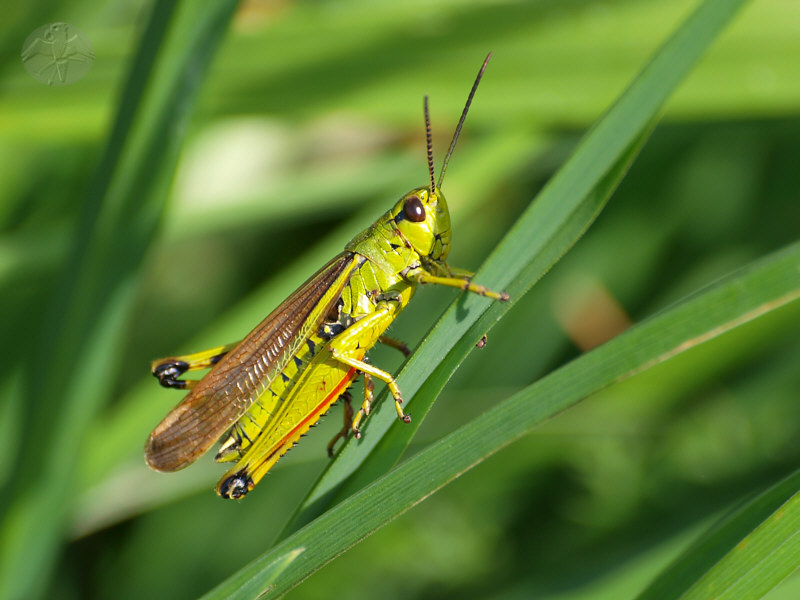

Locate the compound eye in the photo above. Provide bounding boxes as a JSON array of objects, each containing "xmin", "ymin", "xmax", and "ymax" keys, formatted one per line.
[{"xmin": 404, "ymin": 195, "xmax": 426, "ymax": 223}]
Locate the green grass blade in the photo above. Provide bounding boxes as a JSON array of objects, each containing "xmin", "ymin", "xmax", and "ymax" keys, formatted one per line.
[
  {"xmin": 0, "ymin": 2, "xmax": 239, "ymax": 598},
  {"xmin": 282, "ymin": 0, "xmax": 752, "ymax": 536},
  {"xmin": 636, "ymin": 469, "xmax": 800, "ymax": 600},
  {"xmin": 203, "ymin": 235, "xmax": 800, "ymax": 600}
]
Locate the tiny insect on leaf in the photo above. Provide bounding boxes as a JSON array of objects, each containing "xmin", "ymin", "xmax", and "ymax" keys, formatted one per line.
[{"xmin": 145, "ymin": 54, "xmax": 508, "ymax": 499}]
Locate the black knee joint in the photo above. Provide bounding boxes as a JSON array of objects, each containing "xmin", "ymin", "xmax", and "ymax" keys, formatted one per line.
[{"xmin": 152, "ymin": 360, "xmax": 190, "ymax": 389}]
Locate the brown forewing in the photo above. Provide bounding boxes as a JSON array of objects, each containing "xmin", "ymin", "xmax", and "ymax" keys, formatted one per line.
[{"xmin": 145, "ymin": 253, "xmax": 354, "ymax": 471}]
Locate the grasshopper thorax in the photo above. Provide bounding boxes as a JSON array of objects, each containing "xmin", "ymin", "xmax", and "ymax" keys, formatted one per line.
[{"xmin": 390, "ymin": 186, "xmax": 451, "ymax": 261}]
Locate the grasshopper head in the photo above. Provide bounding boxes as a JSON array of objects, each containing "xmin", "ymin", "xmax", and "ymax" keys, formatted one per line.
[
  {"xmin": 392, "ymin": 54, "xmax": 490, "ymax": 264},
  {"xmin": 391, "ymin": 186, "xmax": 451, "ymax": 261}
]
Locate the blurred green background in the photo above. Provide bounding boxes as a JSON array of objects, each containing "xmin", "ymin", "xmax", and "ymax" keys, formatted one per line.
[{"xmin": 1, "ymin": 0, "xmax": 799, "ymax": 598}]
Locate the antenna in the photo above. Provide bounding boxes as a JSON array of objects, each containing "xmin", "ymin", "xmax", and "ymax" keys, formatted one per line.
[
  {"xmin": 424, "ymin": 95, "xmax": 436, "ymax": 193},
  {"xmin": 437, "ymin": 52, "xmax": 491, "ymax": 189}
]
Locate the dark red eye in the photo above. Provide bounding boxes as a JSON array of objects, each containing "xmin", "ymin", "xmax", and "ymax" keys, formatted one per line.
[{"xmin": 404, "ymin": 196, "xmax": 426, "ymax": 223}]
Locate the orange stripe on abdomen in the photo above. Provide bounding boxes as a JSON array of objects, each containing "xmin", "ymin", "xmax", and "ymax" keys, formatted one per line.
[{"xmin": 245, "ymin": 366, "xmax": 359, "ymax": 480}]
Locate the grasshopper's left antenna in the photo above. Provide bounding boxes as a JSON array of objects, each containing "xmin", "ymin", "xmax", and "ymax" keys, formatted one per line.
[
  {"xmin": 437, "ymin": 52, "xmax": 491, "ymax": 189},
  {"xmin": 424, "ymin": 95, "xmax": 436, "ymax": 193}
]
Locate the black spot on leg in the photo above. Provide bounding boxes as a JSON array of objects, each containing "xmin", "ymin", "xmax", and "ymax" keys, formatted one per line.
[
  {"xmin": 218, "ymin": 471, "xmax": 253, "ymax": 500},
  {"xmin": 319, "ymin": 322, "xmax": 345, "ymax": 341},
  {"xmin": 152, "ymin": 360, "xmax": 190, "ymax": 389}
]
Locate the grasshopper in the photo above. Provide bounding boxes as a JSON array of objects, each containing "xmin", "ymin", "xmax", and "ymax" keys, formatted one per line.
[{"xmin": 145, "ymin": 55, "xmax": 508, "ymax": 499}]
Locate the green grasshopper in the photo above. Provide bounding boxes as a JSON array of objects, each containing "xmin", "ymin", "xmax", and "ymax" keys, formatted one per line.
[{"xmin": 145, "ymin": 55, "xmax": 508, "ymax": 499}]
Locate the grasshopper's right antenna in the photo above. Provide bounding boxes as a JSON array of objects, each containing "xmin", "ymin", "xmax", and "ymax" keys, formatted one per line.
[
  {"xmin": 424, "ymin": 95, "xmax": 436, "ymax": 193},
  {"xmin": 437, "ymin": 52, "xmax": 491, "ymax": 189}
]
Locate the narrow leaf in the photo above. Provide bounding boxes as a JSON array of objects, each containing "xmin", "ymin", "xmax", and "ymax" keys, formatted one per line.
[
  {"xmin": 0, "ymin": 2, "xmax": 239, "ymax": 598},
  {"xmin": 637, "ymin": 469, "xmax": 800, "ymax": 600}
]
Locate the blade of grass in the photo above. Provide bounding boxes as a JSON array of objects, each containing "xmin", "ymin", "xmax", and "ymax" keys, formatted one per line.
[
  {"xmin": 636, "ymin": 469, "xmax": 800, "ymax": 600},
  {"xmin": 0, "ymin": 1, "xmax": 239, "ymax": 598},
  {"xmin": 203, "ymin": 231, "xmax": 800, "ymax": 600},
  {"xmin": 282, "ymin": 0, "xmax": 753, "ymax": 536}
]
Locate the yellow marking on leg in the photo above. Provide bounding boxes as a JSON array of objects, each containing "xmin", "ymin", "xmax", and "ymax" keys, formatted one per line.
[
  {"xmin": 446, "ymin": 266, "xmax": 474, "ymax": 279},
  {"xmin": 329, "ymin": 303, "xmax": 412, "ymax": 429},
  {"xmin": 151, "ymin": 342, "xmax": 240, "ymax": 389},
  {"xmin": 332, "ymin": 354, "xmax": 404, "ymax": 411},
  {"xmin": 152, "ymin": 342, "xmax": 239, "ymax": 372},
  {"xmin": 412, "ymin": 272, "xmax": 509, "ymax": 302},
  {"xmin": 351, "ymin": 373, "xmax": 375, "ymax": 439},
  {"xmin": 362, "ymin": 372, "xmax": 375, "ymax": 416}
]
